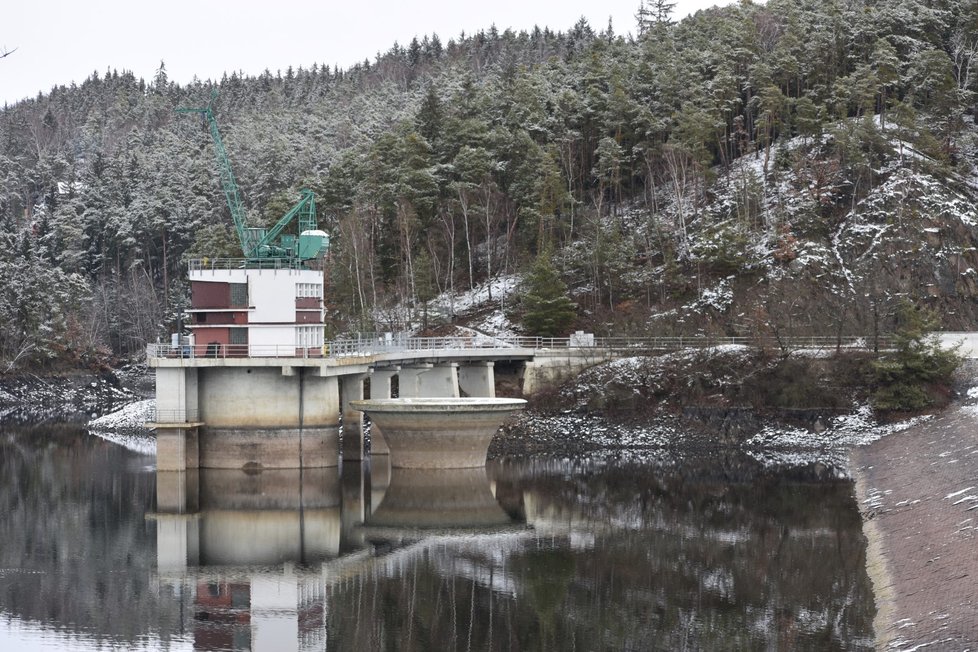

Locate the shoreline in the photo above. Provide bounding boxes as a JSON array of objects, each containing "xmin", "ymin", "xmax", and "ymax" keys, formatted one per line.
[
  {"xmin": 852, "ymin": 465, "xmax": 900, "ymax": 650},
  {"xmin": 848, "ymin": 401, "xmax": 978, "ymax": 650}
]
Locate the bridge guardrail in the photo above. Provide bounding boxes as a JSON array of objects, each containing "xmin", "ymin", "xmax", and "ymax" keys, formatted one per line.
[{"xmin": 146, "ymin": 335, "xmax": 890, "ymax": 361}]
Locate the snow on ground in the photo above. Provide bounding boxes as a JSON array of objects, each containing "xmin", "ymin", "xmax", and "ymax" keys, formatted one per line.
[
  {"xmin": 745, "ymin": 405, "xmax": 933, "ymax": 469},
  {"xmin": 426, "ymin": 275, "xmax": 521, "ymax": 324},
  {"xmin": 88, "ymin": 398, "xmax": 154, "ymax": 430},
  {"xmin": 86, "ymin": 399, "xmax": 157, "ymax": 455},
  {"xmin": 508, "ymin": 402, "xmax": 927, "ymax": 472},
  {"xmin": 746, "ymin": 404, "xmax": 932, "ymax": 450}
]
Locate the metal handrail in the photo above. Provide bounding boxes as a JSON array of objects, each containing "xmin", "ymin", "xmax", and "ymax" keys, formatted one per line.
[
  {"xmin": 187, "ymin": 257, "xmax": 309, "ymax": 272},
  {"xmin": 146, "ymin": 334, "xmax": 891, "ymax": 361},
  {"xmin": 150, "ymin": 408, "xmax": 200, "ymax": 422}
]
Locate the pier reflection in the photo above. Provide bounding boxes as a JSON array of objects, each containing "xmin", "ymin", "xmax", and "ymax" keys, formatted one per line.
[
  {"xmin": 0, "ymin": 425, "xmax": 875, "ymax": 651},
  {"xmin": 151, "ymin": 459, "xmax": 522, "ymax": 651},
  {"xmin": 364, "ymin": 467, "xmax": 519, "ymax": 533}
]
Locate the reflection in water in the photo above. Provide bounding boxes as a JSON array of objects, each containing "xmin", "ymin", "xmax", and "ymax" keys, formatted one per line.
[
  {"xmin": 365, "ymin": 467, "xmax": 519, "ymax": 532},
  {"xmin": 154, "ymin": 468, "xmax": 342, "ymax": 570},
  {"xmin": 0, "ymin": 426, "xmax": 876, "ymax": 651},
  {"xmin": 154, "ymin": 467, "xmax": 345, "ymax": 651}
]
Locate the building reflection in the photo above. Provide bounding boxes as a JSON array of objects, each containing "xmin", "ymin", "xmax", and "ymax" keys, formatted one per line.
[{"xmin": 151, "ymin": 457, "xmax": 522, "ymax": 651}]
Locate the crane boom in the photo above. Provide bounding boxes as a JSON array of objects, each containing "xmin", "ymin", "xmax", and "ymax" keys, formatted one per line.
[
  {"xmin": 175, "ymin": 105, "xmax": 259, "ymax": 256},
  {"xmin": 177, "ymin": 98, "xmax": 329, "ymax": 264}
]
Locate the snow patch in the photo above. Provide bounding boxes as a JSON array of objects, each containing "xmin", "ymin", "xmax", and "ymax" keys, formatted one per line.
[{"xmin": 87, "ymin": 399, "xmax": 155, "ymax": 431}]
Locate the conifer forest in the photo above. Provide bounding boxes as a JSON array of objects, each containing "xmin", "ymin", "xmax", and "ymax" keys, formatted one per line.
[{"xmin": 1, "ymin": 0, "xmax": 977, "ymax": 370}]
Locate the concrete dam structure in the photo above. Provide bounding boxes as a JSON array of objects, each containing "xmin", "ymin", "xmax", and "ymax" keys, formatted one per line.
[{"xmin": 146, "ymin": 333, "xmax": 591, "ymax": 471}]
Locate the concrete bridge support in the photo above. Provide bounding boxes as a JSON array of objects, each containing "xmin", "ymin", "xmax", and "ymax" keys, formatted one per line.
[
  {"xmin": 156, "ymin": 425, "xmax": 200, "ymax": 472},
  {"xmin": 399, "ymin": 363, "xmax": 460, "ymax": 398},
  {"xmin": 198, "ymin": 367, "xmax": 341, "ymax": 469},
  {"xmin": 458, "ymin": 361, "xmax": 495, "ymax": 398},
  {"xmin": 340, "ymin": 374, "xmax": 368, "ymax": 461},
  {"xmin": 367, "ymin": 369, "xmax": 398, "ymax": 455},
  {"xmin": 153, "ymin": 366, "xmax": 342, "ymax": 471},
  {"xmin": 156, "ymin": 367, "xmax": 199, "ymax": 422}
]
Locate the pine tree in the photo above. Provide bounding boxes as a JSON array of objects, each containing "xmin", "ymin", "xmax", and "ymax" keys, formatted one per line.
[
  {"xmin": 521, "ymin": 251, "xmax": 576, "ymax": 337},
  {"xmin": 872, "ymin": 301, "xmax": 960, "ymax": 412}
]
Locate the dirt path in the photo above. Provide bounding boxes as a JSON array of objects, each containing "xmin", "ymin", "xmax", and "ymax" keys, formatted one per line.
[{"xmin": 851, "ymin": 403, "xmax": 978, "ymax": 650}]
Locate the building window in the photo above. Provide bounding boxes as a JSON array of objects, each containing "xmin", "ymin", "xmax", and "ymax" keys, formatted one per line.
[
  {"xmin": 229, "ymin": 328, "xmax": 248, "ymax": 345},
  {"xmin": 296, "ymin": 325, "xmax": 323, "ymax": 348},
  {"xmin": 296, "ymin": 283, "xmax": 322, "ymax": 298},
  {"xmin": 230, "ymin": 283, "xmax": 248, "ymax": 307}
]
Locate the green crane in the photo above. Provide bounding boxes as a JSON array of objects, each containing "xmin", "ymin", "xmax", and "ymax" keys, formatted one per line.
[{"xmin": 177, "ymin": 98, "xmax": 329, "ymax": 264}]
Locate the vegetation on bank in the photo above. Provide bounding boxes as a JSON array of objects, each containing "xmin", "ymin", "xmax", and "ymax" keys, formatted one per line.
[
  {"xmin": 871, "ymin": 302, "xmax": 961, "ymax": 411},
  {"xmin": 1, "ymin": 0, "xmax": 976, "ymax": 400},
  {"xmin": 529, "ymin": 318, "xmax": 961, "ymax": 422}
]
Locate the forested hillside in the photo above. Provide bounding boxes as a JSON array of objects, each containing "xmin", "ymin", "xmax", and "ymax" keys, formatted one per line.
[{"xmin": 1, "ymin": 0, "xmax": 977, "ymax": 370}]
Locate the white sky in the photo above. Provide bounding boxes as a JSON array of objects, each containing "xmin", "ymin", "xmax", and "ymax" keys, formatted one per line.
[{"xmin": 2, "ymin": 0, "xmax": 729, "ymax": 107}]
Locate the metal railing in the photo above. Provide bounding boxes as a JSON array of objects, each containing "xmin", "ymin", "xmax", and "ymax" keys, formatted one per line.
[
  {"xmin": 187, "ymin": 257, "xmax": 311, "ymax": 272},
  {"xmin": 150, "ymin": 408, "xmax": 200, "ymax": 422},
  {"xmin": 146, "ymin": 343, "xmax": 327, "ymax": 359},
  {"xmin": 147, "ymin": 334, "xmax": 890, "ymax": 361}
]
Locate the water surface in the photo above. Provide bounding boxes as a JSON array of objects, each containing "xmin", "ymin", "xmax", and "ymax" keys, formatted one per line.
[{"xmin": 0, "ymin": 426, "xmax": 875, "ymax": 650}]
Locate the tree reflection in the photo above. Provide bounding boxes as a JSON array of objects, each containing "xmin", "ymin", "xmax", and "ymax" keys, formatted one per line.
[{"xmin": 0, "ymin": 427, "xmax": 875, "ymax": 651}]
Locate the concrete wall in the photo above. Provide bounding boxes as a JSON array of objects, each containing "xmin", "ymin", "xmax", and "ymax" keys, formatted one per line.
[
  {"xmin": 198, "ymin": 367, "xmax": 337, "ymax": 428},
  {"xmin": 155, "ymin": 367, "xmax": 342, "ymax": 469},
  {"xmin": 200, "ymin": 426, "xmax": 339, "ymax": 469},
  {"xmin": 248, "ymin": 325, "xmax": 304, "ymax": 350},
  {"xmin": 247, "ymin": 268, "xmax": 321, "ymax": 323},
  {"xmin": 521, "ymin": 350, "xmax": 618, "ymax": 395}
]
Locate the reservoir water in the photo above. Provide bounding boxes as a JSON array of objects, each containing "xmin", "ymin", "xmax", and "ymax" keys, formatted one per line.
[{"xmin": 0, "ymin": 424, "xmax": 875, "ymax": 650}]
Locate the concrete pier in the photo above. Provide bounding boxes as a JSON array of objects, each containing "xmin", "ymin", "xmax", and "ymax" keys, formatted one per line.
[
  {"xmin": 151, "ymin": 366, "xmax": 342, "ymax": 471},
  {"xmin": 367, "ymin": 368, "xmax": 398, "ymax": 455},
  {"xmin": 458, "ymin": 361, "xmax": 495, "ymax": 398},
  {"xmin": 340, "ymin": 374, "xmax": 367, "ymax": 461},
  {"xmin": 349, "ymin": 398, "xmax": 526, "ymax": 468},
  {"xmin": 156, "ymin": 425, "xmax": 201, "ymax": 472}
]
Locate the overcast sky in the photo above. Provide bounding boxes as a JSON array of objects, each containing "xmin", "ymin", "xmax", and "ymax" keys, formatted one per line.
[{"xmin": 2, "ymin": 0, "xmax": 730, "ymax": 107}]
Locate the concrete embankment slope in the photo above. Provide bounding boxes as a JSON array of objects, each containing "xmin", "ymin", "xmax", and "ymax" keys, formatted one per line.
[{"xmin": 850, "ymin": 403, "xmax": 978, "ymax": 650}]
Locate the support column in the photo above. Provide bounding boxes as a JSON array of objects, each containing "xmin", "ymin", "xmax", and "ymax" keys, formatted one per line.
[
  {"xmin": 458, "ymin": 361, "xmax": 496, "ymax": 397},
  {"xmin": 156, "ymin": 426, "xmax": 201, "ymax": 472},
  {"xmin": 155, "ymin": 367, "xmax": 198, "ymax": 423},
  {"xmin": 417, "ymin": 363, "xmax": 460, "ymax": 398},
  {"xmin": 398, "ymin": 364, "xmax": 460, "ymax": 398},
  {"xmin": 397, "ymin": 364, "xmax": 431, "ymax": 398},
  {"xmin": 300, "ymin": 371, "xmax": 341, "ymax": 467},
  {"xmin": 340, "ymin": 373, "xmax": 367, "ymax": 461},
  {"xmin": 368, "ymin": 368, "xmax": 398, "ymax": 455}
]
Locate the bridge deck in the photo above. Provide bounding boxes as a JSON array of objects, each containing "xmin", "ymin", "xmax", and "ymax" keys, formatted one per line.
[{"xmin": 147, "ymin": 333, "xmax": 913, "ymax": 369}]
